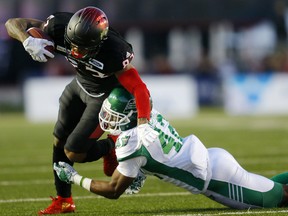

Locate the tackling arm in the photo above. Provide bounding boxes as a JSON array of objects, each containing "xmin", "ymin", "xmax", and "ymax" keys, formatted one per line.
[
  {"xmin": 54, "ymin": 161, "xmax": 134, "ymax": 199},
  {"xmin": 90, "ymin": 170, "xmax": 135, "ymax": 199}
]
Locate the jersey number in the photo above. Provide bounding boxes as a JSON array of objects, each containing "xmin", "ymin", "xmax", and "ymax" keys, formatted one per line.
[
  {"xmin": 154, "ymin": 114, "xmax": 183, "ymax": 154},
  {"xmin": 122, "ymin": 53, "xmax": 134, "ymax": 68}
]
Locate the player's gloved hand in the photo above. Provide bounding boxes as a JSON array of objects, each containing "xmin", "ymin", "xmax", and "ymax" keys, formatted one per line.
[
  {"xmin": 137, "ymin": 123, "xmax": 159, "ymax": 148},
  {"xmin": 125, "ymin": 170, "xmax": 146, "ymax": 195},
  {"xmin": 53, "ymin": 162, "xmax": 77, "ymax": 184},
  {"xmin": 23, "ymin": 36, "xmax": 55, "ymax": 62}
]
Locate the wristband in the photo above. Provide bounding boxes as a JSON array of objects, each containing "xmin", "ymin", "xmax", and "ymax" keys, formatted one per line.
[{"xmin": 74, "ymin": 174, "xmax": 92, "ymax": 191}]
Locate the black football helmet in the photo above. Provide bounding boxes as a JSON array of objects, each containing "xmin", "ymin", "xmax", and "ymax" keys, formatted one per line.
[{"xmin": 64, "ymin": 6, "xmax": 109, "ymax": 59}]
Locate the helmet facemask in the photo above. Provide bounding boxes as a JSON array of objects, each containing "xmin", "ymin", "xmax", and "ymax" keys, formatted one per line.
[
  {"xmin": 64, "ymin": 28, "xmax": 107, "ymax": 60},
  {"xmin": 99, "ymin": 99, "xmax": 135, "ymax": 135}
]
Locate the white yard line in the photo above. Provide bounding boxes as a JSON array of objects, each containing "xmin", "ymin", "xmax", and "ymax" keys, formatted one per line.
[
  {"xmin": 160, "ymin": 210, "xmax": 288, "ymax": 216},
  {"xmin": 1, "ymin": 192, "xmax": 288, "ymax": 215},
  {"xmin": 0, "ymin": 192, "xmax": 190, "ymax": 203}
]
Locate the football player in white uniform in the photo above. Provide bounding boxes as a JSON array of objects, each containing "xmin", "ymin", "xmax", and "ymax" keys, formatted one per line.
[{"xmin": 54, "ymin": 87, "xmax": 288, "ymax": 209}]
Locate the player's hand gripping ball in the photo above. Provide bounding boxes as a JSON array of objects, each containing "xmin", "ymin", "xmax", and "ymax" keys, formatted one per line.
[
  {"xmin": 26, "ymin": 27, "xmax": 54, "ymax": 53},
  {"xmin": 23, "ymin": 27, "xmax": 55, "ymax": 62}
]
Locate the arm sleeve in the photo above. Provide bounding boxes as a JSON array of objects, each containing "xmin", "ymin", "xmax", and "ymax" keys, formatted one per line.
[{"xmin": 117, "ymin": 68, "xmax": 151, "ymax": 120}]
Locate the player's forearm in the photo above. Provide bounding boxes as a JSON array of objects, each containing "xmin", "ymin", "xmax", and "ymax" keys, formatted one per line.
[
  {"xmin": 72, "ymin": 174, "xmax": 122, "ymax": 199},
  {"xmin": 90, "ymin": 180, "xmax": 123, "ymax": 199},
  {"xmin": 5, "ymin": 18, "xmax": 43, "ymax": 42},
  {"xmin": 5, "ymin": 18, "xmax": 28, "ymax": 42},
  {"xmin": 117, "ymin": 67, "xmax": 151, "ymax": 121}
]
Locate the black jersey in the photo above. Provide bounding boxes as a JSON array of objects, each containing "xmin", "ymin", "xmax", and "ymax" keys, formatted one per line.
[{"xmin": 43, "ymin": 12, "xmax": 134, "ymax": 94}]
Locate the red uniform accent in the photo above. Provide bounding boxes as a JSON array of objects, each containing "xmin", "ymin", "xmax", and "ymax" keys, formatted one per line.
[
  {"xmin": 103, "ymin": 134, "xmax": 119, "ymax": 176},
  {"xmin": 107, "ymin": 134, "xmax": 118, "ymax": 143},
  {"xmin": 117, "ymin": 68, "xmax": 151, "ymax": 120},
  {"xmin": 89, "ymin": 125, "xmax": 104, "ymax": 139},
  {"xmin": 38, "ymin": 196, "xmax": 75, "ymax": 215}
]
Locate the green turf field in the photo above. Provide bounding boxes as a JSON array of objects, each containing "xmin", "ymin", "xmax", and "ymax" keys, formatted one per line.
[{"xmin": 1, "ymin": 109, "xmax": 288, "ymax": 216}]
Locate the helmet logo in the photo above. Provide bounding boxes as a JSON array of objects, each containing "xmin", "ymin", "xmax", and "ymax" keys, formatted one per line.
[
  {"xmin": 123, "ymin": 99, "xmax": 136, "ymax": 114},
  {"xmin": 115, "ymin": 136, "xmax": 130, "ymax": 148}
]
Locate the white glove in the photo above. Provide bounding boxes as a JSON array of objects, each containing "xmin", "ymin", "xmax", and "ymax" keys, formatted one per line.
[
  {"xmin": 53, "ymin": 162, "xmax": 77, "ymax": 184},
  {"xmin": 137, "ymin": 123, "xmax": 159, "ymax": 148},
  {"xmin": 23, "ymin": 36, "xmax": 55, "ymax": 62}
]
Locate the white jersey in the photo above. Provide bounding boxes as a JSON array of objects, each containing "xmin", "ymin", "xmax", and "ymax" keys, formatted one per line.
[
  {"xmin": 115, "ymin": 109, "xmax": 285, "ymax": 209},
  {"xmin": 116, "ymin": 109, "xmax": 212, "ymax": 194}
]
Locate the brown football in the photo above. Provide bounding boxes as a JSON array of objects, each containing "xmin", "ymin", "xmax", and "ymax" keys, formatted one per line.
[{"xmin": 26, "ymin": 27, "xmax": 54, "ymax": 53}]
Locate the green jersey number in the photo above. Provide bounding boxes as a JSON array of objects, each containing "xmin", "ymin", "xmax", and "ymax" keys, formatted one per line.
[{"xmin": 154, "ymin": 114, "xmax": 183, "ymax": 154}]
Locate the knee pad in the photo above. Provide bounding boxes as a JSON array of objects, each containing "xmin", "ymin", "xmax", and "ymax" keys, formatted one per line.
[
  {"xmin": 64, "ymin": 149, "xmax": 86, "ymax": 162},
  {"xmin": 53, "ymin": 136, "xmax": 66, "ymax": 148}
]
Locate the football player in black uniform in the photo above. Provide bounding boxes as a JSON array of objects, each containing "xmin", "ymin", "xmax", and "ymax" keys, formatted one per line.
[{"xmin": 5, "ymin": 6, "xmax": 155, "ymax": 215}]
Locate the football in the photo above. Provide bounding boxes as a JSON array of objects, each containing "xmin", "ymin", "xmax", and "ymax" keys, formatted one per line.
[{"xmin": 26, "ymin": 27, "xmax": 54, "ymax": 53}]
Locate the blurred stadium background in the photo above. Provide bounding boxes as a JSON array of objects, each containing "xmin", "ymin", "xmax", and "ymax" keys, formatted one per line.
[
  {"xmin": 2, "ymin": 1, "xmax": 288, "ymax": 215},
  {"xmin": 1, "ymin": 0, "xmax": 288, "ymax": 119}
]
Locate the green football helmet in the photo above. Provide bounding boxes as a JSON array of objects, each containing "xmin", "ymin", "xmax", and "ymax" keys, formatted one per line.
[{"xmin": 99, "ymin": 87, "xmax": 138, "ymax": 135}]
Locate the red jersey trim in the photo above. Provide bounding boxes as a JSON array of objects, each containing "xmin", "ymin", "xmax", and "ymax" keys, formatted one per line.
[{"xmin": 117, "ymin": 68, "xmax": 151, "ymax": 120}]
